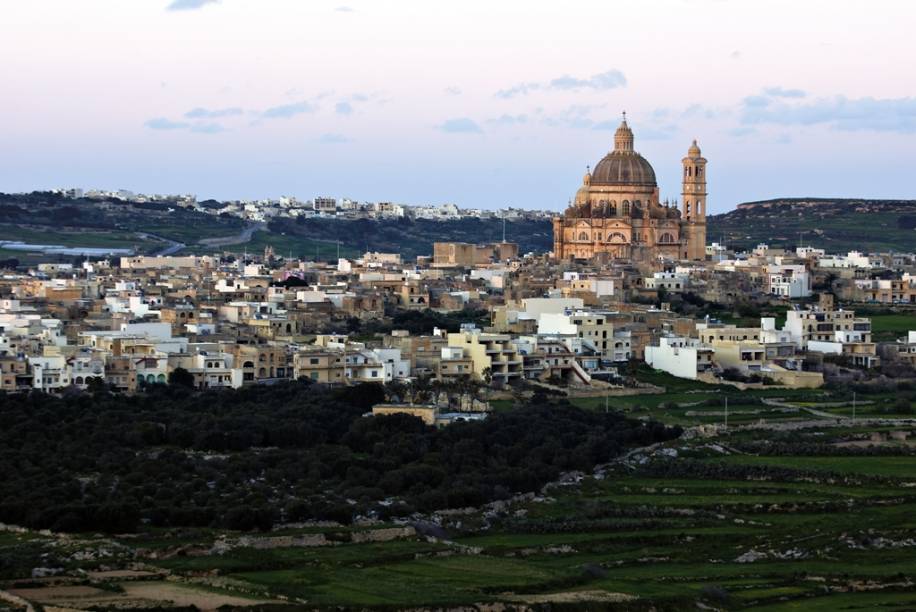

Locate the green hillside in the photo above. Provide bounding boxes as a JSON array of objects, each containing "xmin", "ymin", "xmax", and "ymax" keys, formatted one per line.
[{"xmin": 707, "ymin": 198, "xmax": 916, "ymax": 253}]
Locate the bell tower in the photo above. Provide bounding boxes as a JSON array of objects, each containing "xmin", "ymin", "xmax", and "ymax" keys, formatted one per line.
[{"xmin": 681, "ymin": 139, "xmax": 707, "ymax": 260}]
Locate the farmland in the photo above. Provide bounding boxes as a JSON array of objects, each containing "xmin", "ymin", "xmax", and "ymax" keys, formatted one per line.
[{"xmin": 2, "ymin": 371, "xmax": 915, "ymax": 610}]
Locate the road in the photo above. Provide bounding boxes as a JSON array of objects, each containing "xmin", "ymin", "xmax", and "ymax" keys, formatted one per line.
[
  {"xmin": 197, "ymin": 222, "xmax": 265, "ymax": 248},
  {"xmin": 135, "ymin": 232, "xmax": 186, "ymax": 257}
]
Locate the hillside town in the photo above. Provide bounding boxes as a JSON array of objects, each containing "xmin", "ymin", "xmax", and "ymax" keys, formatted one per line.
[
  {"xmin": 51, "ymin": 187, "xmax": 554, "ymax": 222},
  {"xmin": 1, "ymin": 238, "xmax": 914, "ymax": 410}
]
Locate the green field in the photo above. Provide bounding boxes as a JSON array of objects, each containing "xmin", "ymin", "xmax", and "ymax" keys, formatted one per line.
[
  {"xmin": 185, "ymin": 228, "xmax": 362, "ymax": 261},
  {"xmin": 2, "ymin": 357, "xmax": 916, "ymax": 609},
  {"xmin": 706, "ymin": 455, "xmax": 916, "ymax": 479},
  {"xmin": 868, "ymin": 313, "xmax": 915, "ymax": 342}
]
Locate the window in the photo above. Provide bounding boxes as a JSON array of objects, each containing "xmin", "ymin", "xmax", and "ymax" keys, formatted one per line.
[
  {"xmin": 310, "ymin": 357, "xmax": 319, "ymax": 364},
  {"xmin": 310, "ymin": 371, "xmax": 319, "ymax": 381}
]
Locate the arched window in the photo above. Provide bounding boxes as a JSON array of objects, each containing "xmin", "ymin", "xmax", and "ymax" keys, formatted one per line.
[
  {"xmin": 157, "ymin": 374, "xmax": 166, "ymax": 383},
  {"xmin": 243, "ymin": 361, "xmax": 254, "ymax": 368},
  {"xmin": 609, "ymin": 200, "xmax": 617, "ymax": 215},
  {"xmin": 659, "ymin": 233, "xmax": 675, "ymax": 244},
  {"xmin": 75, "ymin": 376, "xmax": 84, "ymax": 385},
  {"xmin": 622, "ymin": 200, "xmax": 630, "ymax": 215},
  {"xmin": 578, "ymin": 232, "xmax": 588, "ymax": 241}
]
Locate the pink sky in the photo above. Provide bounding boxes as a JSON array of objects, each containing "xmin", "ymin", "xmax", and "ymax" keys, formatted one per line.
[{"xmin": 2, "ymin": 0, "xmax": 914, "ymax": 212}]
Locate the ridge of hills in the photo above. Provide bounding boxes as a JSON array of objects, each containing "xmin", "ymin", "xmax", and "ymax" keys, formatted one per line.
[
  {"xmin": 0, "ymin": 192, "xmax": 914, "ymax": 263},
  {"xmin": 708, "ymin": 197, "xmax": 916, "ymax": 253}
]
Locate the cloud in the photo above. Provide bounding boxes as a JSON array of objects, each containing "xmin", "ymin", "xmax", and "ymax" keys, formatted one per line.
[
  {"xmin": 166, "ymin": 0, "xmax": 218, "ymax": 11},
  {"xmin": 335, "ymin": 101, "xmax": 353, "ymax": 115},
  {"xmin": 444, "ymin": 86, "xmax": 462, "ymax": 96},
  {"xmin": 763, "ymin": 86, "xmax": 806, "ymax": 98},
  {"xmin": 487, "ymin": 114, "xmax": 527, "ymax": 126},
  {"xmin": 496, "ymin": 69, "xmax": 626, "ymax": 98},
  {"xmin": 351, "ymin": 93, "xmax": 369, "ymax": 102},
  {"xmin": 549, "ymin": 69, "xmax": 626, "ymax": 91},
  {"xmin": 740, "ymin": 94, "xmax": 916, "ymax": 133},
  {"xmin": 189, "ymin": 122, "xmax": 226, "ymax": 134},
  {"xmin": 730, "ymin": 50, "xmax": 742, "ymax": 59},
  {"xmin": 438, "ymin": 118, "xmax": 483, "ymax": 134},
  {"xmin": 496, "ymin": 82, "xmax": 540, "ymax": 99},
  {"xmin": 335, "ymin": 5, "xmax": 354, "ymax": 11},
  {"xmin": 261, "ymin": 100, "xmax": 317, "ymax": 119},
  {"xmin": 319, "ymin": 133, "xmax": 351, "ymax": 143},
  {"xmin": 540, "ymin": 104, "xmax": 605, "ymax": 129},
  {"xmin": 681, "ymin": 104, "xmax": 728, "ymax": 119},
  {"xmin": 144, "ymin": 117, "xmax": 225, "ymax": 134},
  {"xmin": 728, "ymin": 126, "xmax": 757, "ymax": 138},
  {"xmin": 184, "ymin": 107, "xmax": 243, "ymax": 119},
  {"xmin": 742, "ymin": 95, "xmax": 771, "ymax": 108},
  {"xmin": 145, "ymin": 117, "xmax": 190, "ymax": 130}
]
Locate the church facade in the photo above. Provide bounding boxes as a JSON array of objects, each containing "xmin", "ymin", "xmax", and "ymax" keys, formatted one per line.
[{"xmin": 552, "ymin": 118, "xmax": 707, "ymax": 261}]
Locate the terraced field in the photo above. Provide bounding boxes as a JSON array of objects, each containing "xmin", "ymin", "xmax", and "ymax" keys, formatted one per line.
[{"xmin": 2, "ymin": 371, "xmax": 915, "ymax": 610}]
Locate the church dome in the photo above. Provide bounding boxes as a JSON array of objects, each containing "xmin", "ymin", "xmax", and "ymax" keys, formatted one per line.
[
  {"xmin": 590, "ymin": 151, "xmax": 657, "ymax": 187},
  {"xmin": 589, "ymin": 117, "xmax": 657, "ymax": 187}
]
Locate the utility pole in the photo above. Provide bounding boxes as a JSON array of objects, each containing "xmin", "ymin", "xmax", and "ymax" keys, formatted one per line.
[
  {"xmin": 852, "ymin": 391, "xmax": 856, "ymax": 424},
  {"xmin": 724, "ymin": 395, "xmax": 728, "ymax": 431},
  {"xmin": 605, "ymin": 390, "xmax": 609, "ymax": 414},
  {"xmin": 502, "ymin": 211, "xmax": 507, "ymax": 243}
]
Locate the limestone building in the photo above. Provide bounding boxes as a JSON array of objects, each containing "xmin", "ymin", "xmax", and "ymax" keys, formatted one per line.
[{"xmin": 552, "ymin": 117, "xmax": 707, "ymax": 261}]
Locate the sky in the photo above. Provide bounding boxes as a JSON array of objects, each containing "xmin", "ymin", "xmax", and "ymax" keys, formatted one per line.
[{"xmin": 2, "ymin": 0, "xmax": 915, "ymax": 214}]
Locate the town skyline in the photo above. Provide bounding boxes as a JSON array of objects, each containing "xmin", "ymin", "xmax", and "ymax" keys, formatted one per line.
[{"xmin": 3, "ymin": 0, "xmax": 916, "ymax": 212}]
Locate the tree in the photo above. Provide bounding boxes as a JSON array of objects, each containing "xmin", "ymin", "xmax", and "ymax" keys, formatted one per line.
[{"xmin": 168, "ymin": 367, "xmax": 195, "ymax": 389}]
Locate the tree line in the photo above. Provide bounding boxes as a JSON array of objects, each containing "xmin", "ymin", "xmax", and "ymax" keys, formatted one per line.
[{"xmin": 0, "ymin": 382, "xmax": 681, "ymax": 533}]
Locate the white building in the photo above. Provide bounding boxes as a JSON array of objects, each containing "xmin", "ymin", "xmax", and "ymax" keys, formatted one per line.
[
  {"xmin": 644, "ymin": 336, "xmax": 714, "ymax": 380},
  {"xmin": 767, "ymin": 264, "xmax": 811, "ymax": 298}
]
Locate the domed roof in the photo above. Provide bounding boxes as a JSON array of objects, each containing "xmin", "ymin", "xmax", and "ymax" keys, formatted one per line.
[
  {"xmin": 591, "ymin": 151, "xmax": 657, "ymax": 187},
  {"xmin": 589, "ymin": 117, "xmax": 657, "ymax": 187}
]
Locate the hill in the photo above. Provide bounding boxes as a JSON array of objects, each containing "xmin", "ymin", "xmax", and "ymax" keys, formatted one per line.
[
  {"xmin": 267, "ymin": 216, "xmax": 554, "ymax": 260},
  {"xmin": 707, "ymin": 198, "xmax": 916, "ymax": 253},
  {"xmin": 3, "ymin": 192, "xmax": 915, "ymax": 265}
]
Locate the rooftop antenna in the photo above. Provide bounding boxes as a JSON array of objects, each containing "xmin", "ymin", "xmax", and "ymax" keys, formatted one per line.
[{"xmin": 502, "ymin": 210, "xmax": 506, "ymax": 243}]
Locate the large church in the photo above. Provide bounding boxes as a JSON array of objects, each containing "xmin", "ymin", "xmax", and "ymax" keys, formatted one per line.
[{"xmin": 552, "ymin": 116, "xmax": 707, "ymax": 261}]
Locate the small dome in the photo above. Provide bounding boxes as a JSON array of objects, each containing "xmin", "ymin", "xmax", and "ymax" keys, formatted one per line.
[
  {"xmin": 687, "ymin": 139, "xmax": 702, "ymax": 158},
  {"xmin": 614, "ymin": 118, "xmax": 634, "ymax": 152}
]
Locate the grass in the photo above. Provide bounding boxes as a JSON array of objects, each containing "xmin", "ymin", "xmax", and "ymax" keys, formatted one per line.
[
  {"xmin": 0, "ymin": 224, "xmax": 159, "ymax": 251},
  {"xmin": 706, "ymin": 455, "xmax": 916, "ymax": 479},
  {"xmin": 185, "ymin": 228, "xmax": 361, "ymax": 260},
  {"xmin": 869, "ymin": 313, "xmax": 916, "ymax": 342}
]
